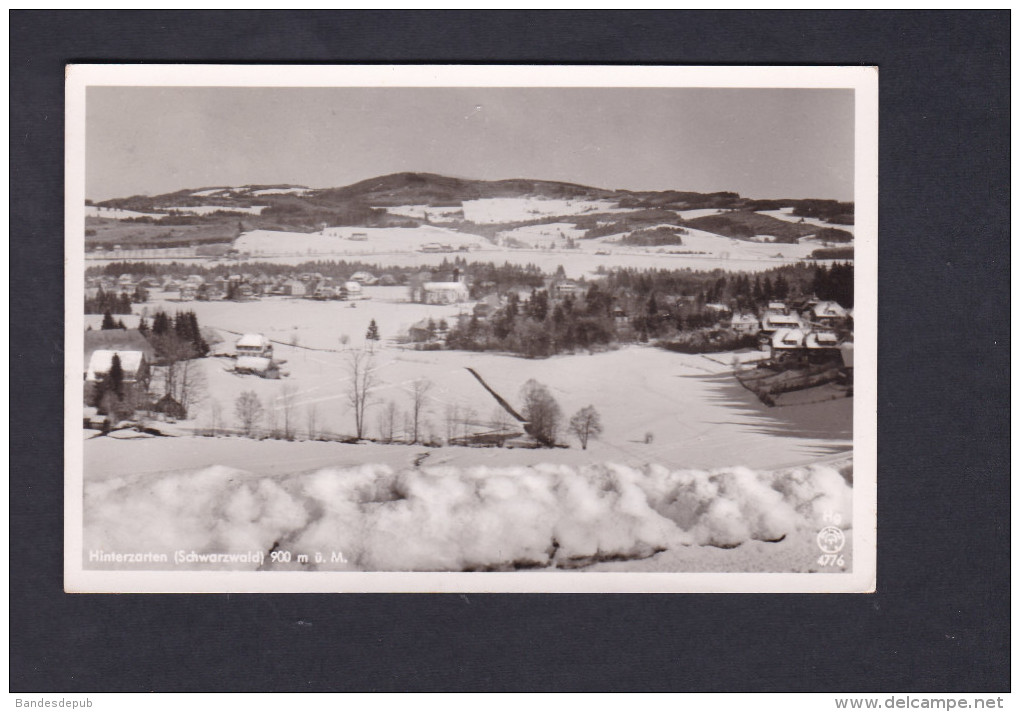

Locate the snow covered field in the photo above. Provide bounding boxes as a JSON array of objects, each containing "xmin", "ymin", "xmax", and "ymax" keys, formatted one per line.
[
  {"xmin": 233, "ymin": 226, "xmax": 485, "ymax": 257},
  {"xmin": 250, "ymin": 187, "xmax": 311, "ymax": 196},
  {"xmin": 383, "ymin": 204, "xmax": 465, "ymax": 222},
  {"xmin": 496, "ymin": 222, "xmax": 587, "ymax": 249},
  {"xmin": 460, "ymin": 197, "xmax": 626, "ymax": 223},
  {"xmin": 85, "ymin": 295, "xmax": 852, "ymax": 476},
  {"xmin": 586, "ymin": 225, "xmax": 822, "ymax": 261},
  {"xmin": 122, "ymin": 286, "xmax": 465, "ymax": 349}
]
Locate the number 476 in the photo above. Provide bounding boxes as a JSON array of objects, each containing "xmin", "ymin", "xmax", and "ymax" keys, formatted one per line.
[{"xmin": 817, "ymin": 554, "xmax": 845, "ymax": 566}]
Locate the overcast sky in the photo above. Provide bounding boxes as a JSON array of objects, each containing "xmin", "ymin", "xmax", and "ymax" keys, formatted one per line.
[{"xmin": 86, "ymin": 86, "xmax": 854, "ymax": 202}]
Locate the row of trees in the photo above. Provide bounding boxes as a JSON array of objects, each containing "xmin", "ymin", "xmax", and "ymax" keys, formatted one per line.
[
  {"xmin": 226, "ymin": 351, "xmax": 603, "ymax": 449},
  {"xmin": 85, "ymin": 289, "xmax": 134, "ymax": 315},
  {"xmin": 811, "ymin": 262, "xmax": 854, "ymax": 307}
]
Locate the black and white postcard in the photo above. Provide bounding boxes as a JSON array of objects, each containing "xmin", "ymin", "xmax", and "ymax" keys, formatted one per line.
[{"xmin": 65, "ymin": 65, "xmax": 877, "ymax": 592}]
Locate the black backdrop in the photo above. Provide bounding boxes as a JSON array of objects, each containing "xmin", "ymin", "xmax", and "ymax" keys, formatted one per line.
[{"xmin": 10, "ymin": 10, "xmax": 1009, "ymax": 692}]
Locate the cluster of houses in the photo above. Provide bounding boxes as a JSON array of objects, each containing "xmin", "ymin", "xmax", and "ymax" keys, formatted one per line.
[
  {"xmin": 728, "ymin": 299, "xmax": 853, "ymax": 363},
  {"xmin": 85, "ymin": 273, "xmax": 158, "ymax": 300},
  {"xmin": 87, "ymin": 270, "xmax": 402, "ymax": 303}
]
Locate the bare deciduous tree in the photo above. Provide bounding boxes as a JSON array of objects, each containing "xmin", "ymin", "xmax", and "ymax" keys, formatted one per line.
[
  {"xmin": 305, "ymin": 403, "xmax": 319, "ymax": 440},
  {"xmin": 344, "ymin": 350, "xmax": 377, "ymax": 439},
  {"xmin": 208, "ymin": 398, "xmax": 223, "ymax": 436},
  {"xmin": 402, "ymin": 412, "xmax": 414, "ymax": 443},
  {"xmin": 279, "ymin": 383, "xmax": 298, "ymax": 440},
  {"xmin": 444, "ymin": 403, "xmax": 460, "ymax": 444},
  {"xmin": 460, "ymin": 406, "xmax": 477, "ymax": 441},
  {"xmin": 568, "ymin": 405, "xmax": 603, "ymax": 450},
  {"xmin": 377, "ymin": 400, "xmax": 398, "ymax": 443},
  {"xmin": 234, "ymin": 390, "xmax": 264, "ymax": 437},
  {"xmin": 409, "ymin": 378, "xmax": 433, "ymax": 444},
  {"xmin": 266, "ymin": 399, "xmax": 280, "ymax": 439},
  {"xmin": 520, "ymin": 379, "xmax": 562, "ymax": 447},
  {"xmin": 176, "ymin": 357, "xmax": 207, "ymax": 418}
]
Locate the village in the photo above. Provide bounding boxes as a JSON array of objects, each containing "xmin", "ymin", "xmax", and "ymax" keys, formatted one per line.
[{"xmin": 82, "ymin": 258, "xmax": 853, "ymax": 450}]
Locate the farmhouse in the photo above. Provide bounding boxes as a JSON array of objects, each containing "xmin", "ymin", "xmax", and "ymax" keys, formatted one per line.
[
  {"xmin": 277, "ymin": 279, "xmax": 307, "ymax": 297},
  {"xmin": 552, "ymin": 279, "xmax": 582, "ymax": 298},
  {"xmin": 86, "ymin": 350, "xmax": 149, "ymax": 384},
  {"xmin": 235, "ymin": 333, "xmax": 273, "ymax": 358},
  {"xmin": 414, "ymin": 277, "xmax": 469, "ymax": 305},
  {"xmin": 770, "ymin": 328, "xmax": 806, "ymax": 355},
  {"xmin": 760, "ymin": 313, "xmax": 802, "ymax": 333},
  {"xmin": 730, "ymin": 313, "xmax": 760, "ymax": 334},
  {"xmin": 349, "ymin": 271, "xmax": 378, "ymax": 285},
  {"xmin": 408, "ymin": 318, "xmax": 447, "ymax": 343},
  {"xmin": 805, "ymin": 331, "xmax": 841, "ymax": 351},
  {"xmin": 235, "ymin": 356, "xmax": 276, "ymax": 377},
  {"xmin": 312, "ymin": 284, "xmax": 337, "ymax": 300},
  {"xmin": 807, "ymin": 301, "xmax": 849, "ymax": 327},
  {"xmin": 344, "ymin": 281, "xmax": 365, "ymax": 300},
  {"xmin": 152, "ymin": 393, "xmax": 187, "ymax": 420}
]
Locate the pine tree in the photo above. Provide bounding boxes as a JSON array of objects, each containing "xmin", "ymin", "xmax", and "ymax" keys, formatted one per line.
[
  {"xmin": 152, "ymin": 310, "xmax": 170, "ymax": 336},
  {"xmin": 101, "ymin": 311, "xmax": 116, "ymax": 330},
  {"xmin": 108, "ymin": 353, "xmax": 125, "ymax": 399},
  {"xmin": 366, "ymin": 319, "xmax": 380, "ymax": 341}
]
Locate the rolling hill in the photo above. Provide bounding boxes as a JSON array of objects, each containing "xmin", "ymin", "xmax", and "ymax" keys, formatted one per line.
[{"xmin": 86, "ymin": 172, "xmax": 854, "ymax": 251}]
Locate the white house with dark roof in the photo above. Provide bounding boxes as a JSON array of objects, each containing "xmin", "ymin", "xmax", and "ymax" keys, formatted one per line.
[
  {"xmin": 808, "ymin": 300, "xmax": 849, "ymax": 327},
  {"xmin": 805, "ymin": 331, "xmax": 841, "ymax": 351},
  {"xmin": 235, "ymin": 356, "xmax": 275, "ymax": 377},
  {"xmin": 730, "ymin": 313, "xmax": 760, "ymax": 334},
  {"xmin": 86, "ymin": 350, "xmax": 149, "ymax": 384},
  {"xmin": 235, "ymin": 333, "xmax": 273, "ymax": 358},
  {"xmin": 771, "ymin": 328, "xmax": 806, "ymax": 353},
  {"xmin": 760, "ymin": 313, "xmax": 802, "ymax": 333},
  {"xmin": 416, "ymin": 279, "xmax": 469, "ymax": 305}
]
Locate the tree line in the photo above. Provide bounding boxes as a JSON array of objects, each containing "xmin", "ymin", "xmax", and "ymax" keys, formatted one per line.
[{"xmin": 226, "ymin": 360, "xmax": 603, "ymax": 451}]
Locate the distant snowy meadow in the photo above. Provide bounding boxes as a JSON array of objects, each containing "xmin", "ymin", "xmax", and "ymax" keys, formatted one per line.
[{"xmin": 85, "ymin": 462, "xmax": 852, "ymax": 573}]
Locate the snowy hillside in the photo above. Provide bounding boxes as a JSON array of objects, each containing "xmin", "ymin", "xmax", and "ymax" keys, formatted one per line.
[{"xmin": 233, "ymin": 226, "xmax": 486, "ymax": 256}]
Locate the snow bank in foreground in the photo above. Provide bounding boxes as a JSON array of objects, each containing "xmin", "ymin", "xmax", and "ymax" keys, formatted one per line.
[{"xmin": 84, "ymin": 463, "xmax": 851, "ymax": 571}]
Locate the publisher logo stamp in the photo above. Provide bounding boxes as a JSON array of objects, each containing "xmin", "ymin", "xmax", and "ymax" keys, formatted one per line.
[{"xmin": 816, "ymin": 525, "xmax": 846, "ymax": 555}]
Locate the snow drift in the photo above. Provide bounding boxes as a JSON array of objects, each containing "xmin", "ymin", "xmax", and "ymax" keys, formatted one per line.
[{"xmin": 84, "ymin": 462, "xmax": 851, "ymax": 572}]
